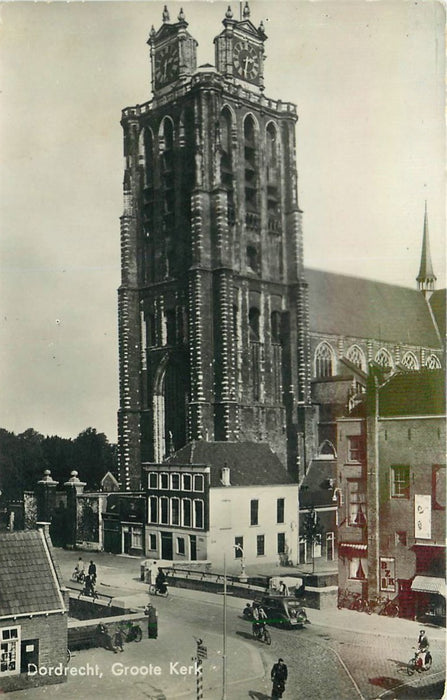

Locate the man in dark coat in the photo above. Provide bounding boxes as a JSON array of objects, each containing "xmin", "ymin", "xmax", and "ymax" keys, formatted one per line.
[
  {"xmin": 271, "ymin": 658, "xmax": 288, "ymax": 698},
  {"xmin": 145, "ymin": 603, "xmax": 158, "ymax": 639}
]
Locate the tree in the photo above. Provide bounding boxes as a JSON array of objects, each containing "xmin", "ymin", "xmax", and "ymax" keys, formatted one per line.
[
  {"xmin": 73, "ymin": 428, "xmax": 117, "ymax": 490},
  {"xmin": 301, "ymin": 506, "xmax": 324, "ymax": 573}
]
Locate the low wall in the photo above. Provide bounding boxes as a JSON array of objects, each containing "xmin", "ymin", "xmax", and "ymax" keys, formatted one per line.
[{"xmin": 68, "ymin": 612, "xmax": 147, "ymax": 651}]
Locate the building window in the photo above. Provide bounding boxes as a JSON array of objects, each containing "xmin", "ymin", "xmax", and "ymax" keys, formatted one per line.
[
  {"xmin": 160, "ymin": 473, "xmax": 169, "ymax": 490},
  {"xmin": 177, "ymin": 537, "xmax": 186, "ymax": 555},
  {"xmin": 183, "ymin": 499, "xmax": 192, "ymax": 527},
  {"xmin": 276, "ymin": 498, "xmax": 285, "ymax": 524},
  {"xmin": 375, "ymin": 347, "xmax": 393, "ymax": 368},
  {"xmin": 277, "ymin": 532, "xmax": 285, "ymax": 554},
  {"xmin": 348, "ymin": 481, "xmax": 367, "ymax": 526},
  {"xmin": 148, "ymin": 496, "xmax": 158, "ymax": 524},
  {"xmin": 432, "ymin": 465, "xmax": 446, "ymax": 510},
  {"xmin": 166, "ymin": 309, "xmax": 176, "ymax": 344},
  {"xmin": 148, "ymin": 533, "xmax": 157, "ymax": 550},
  {"xmin": 347, "ymin": 436, "xmax": 363, "ymax": 463},
  {"xmin": 0, "ymin": 627, "xmax": 20, "ymax": 675},
  {"xmin": 271, "ymin": 311, "xmax": 281, "ymax": 343},
  {"xmin": 148, "ymin": 472, "xmax": 158, "ymax": 489},
  {"xmin": 171, "ymin": 497, "xmax": 180, "ymax": 526},
  {"xmin": 183, "ymin": 474, "xmax": 192, "ymax": 491},
  {"xmin": 314, "ymin": 342, "xmax": 334, "ymax": 378},
  {"xmin": 380, "ymin": 557, "xmax": 396, "ymax": 592},
  {"xmin": 234, "ymin": 536, "xmax": 243, "ymax": 557},
  {"xmin": 131, "ymin": 527, "xmax": 143, "ymax": 549},
  {"xmin": 257, "ymin": 535, "xmax": 265, "ymax": 556},
  {"xmin": 425, "ymin": 353, "xmax": 441, "ymax": 369},
  {"xmin": 250, "ymin": 499, "xmax": 259, "ymax": 526},
  {"xmin": 346, "ymin": 345, "xmax": 366, "ymax": 371},
  {"xmin": 171, "ymin": 473, "xmax": 180, "ymax": 490},
  {"xmin": 246, "ymin": 245, "xmax": 258, "ymax": 273},
  {"xmin": 193, "ymin": 474, "xmax": 204, "ymax": 492},
  {"xmin": 249, "ymin": 307, "xmax": 260, "ymax": 340},
  {"xmin": 390, "ymin": 466, "xmax": 410, "ymax": 499},
  {"xmin": 401, "ymin": 351, "xmax": 419, "ymax": 370},
  {"xmin": 395, "ymin": 531, "xmax": 407, "ymax": 546},
  {"xmin": 194, "ymin": 500, "xmax": 204, "ymax": 529},
  {"xmin": 160, "ymin": 496, "xmax": 169, "ymax": 524},
  {"xmin": 349, "ymin": 557, "xmax": 367, "ymax": 580}
]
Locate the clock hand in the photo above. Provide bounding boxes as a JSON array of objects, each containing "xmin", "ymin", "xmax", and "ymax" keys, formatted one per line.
[{"xmin": 243, "ymin": 56, "xmax": 249, "ymax": 77}]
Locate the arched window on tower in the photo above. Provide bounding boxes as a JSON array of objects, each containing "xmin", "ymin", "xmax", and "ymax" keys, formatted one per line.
[
  {"xmin": 244, "ymin": 115, "xmax": 259, "ymax": 225},
  {"xmin": 246, "ymin": 245, "xmax": 258, "ymax": 273},
  {"xmin": 161, "ymin": 118, "xmax": 175, "ymax": 222},
  {"xmin": 249, "ymin": 307, "xmax": 260, "ymax": 340},
  {"xmin": 314, "ymin": 342, "xmax": 335, "ymax": 378},
  {"xmin": 271, "ymin": 310, "xmax": 282, "ymax": 402},
  {"xmin": 142, "ymin": 127, "xmax": 155, "ymax": 282},
  {"xmin": 375, "ymin": 348, "xmax": 393, "ymax": 368},
  {"xmin": 249, "ymin": 306, "xmax": 261, "ymax": 401},
  {"xmin": 220, "ymin": 108, "xmax": 234, "ymax": 225},
  {"xmin": 266, "ymin": 122, "xmax": 280, "ymax": 234},
  {"xmin": 401, "ymin": 351, "xmax": 419, "ymax": 370}
]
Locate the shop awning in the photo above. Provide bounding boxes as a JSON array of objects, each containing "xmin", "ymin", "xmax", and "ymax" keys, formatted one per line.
[
  {"xmin": 338, "ymin": 543, "xmax": 367, "ymax": 555},
  {"xmin": 411, "ymin": 576, "xmax": 446, "ymax": 597}
]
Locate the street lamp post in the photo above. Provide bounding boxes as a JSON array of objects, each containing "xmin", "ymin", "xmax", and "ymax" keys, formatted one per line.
[{"xmin": 233, "ymin": 544, "xmax": 248, "ymax": 582}]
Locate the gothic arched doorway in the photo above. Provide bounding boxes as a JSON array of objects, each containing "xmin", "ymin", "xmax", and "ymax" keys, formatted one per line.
[{"xmin": 153, "ymin": 356, "xmax": 187, "ymax": 460}]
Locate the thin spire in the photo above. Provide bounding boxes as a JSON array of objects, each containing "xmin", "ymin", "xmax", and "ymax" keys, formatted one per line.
[{"xmin": 416, "ymin": 201, "xmax": 436, "ymax": 296}]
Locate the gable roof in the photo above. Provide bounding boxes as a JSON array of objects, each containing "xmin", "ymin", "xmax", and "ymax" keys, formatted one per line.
[
  {"xmin": 429, "ymin": 289, "xmax": 446, "ymax": 340},
  {"xmin": 378, "ymin": 368, "xmax": 445, "ymax": 417},
  {"xmin": 0, "ymin": 529, "xmax": 66, "ymax": 617},
  {"xmin": 306, "ymin": 268, "xmax": 442, "ymax": 348},
  {"xmin": 165, "ymin": 441, "xmax": 295, "ymax": 487}
]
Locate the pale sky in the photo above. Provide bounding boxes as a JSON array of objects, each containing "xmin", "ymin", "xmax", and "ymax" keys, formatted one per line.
[{"xmin": 0, "ymin": 1, "xmax": 445, "ymax": 442}]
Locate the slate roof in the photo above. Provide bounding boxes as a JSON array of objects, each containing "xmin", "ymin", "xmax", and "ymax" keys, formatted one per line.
[
  {"xmin": 0, "ymin": 530, "xmax": 66, "ymax": 617},
  {"xmin": 299, "ymin": 459, "xmax": 337, "ymax": 508},
  {"xmin": 378, "ymin": 368, "xmax": 445, "ymax": 417},
  {"xmin": 165, "ymin": 441, "xmax": 295, "ymax": 487},
  {"xmin": 306, "ymin": 268, "xmax": 442, "ymax": 348},
  {"xmin": 429, "ymin": 289, "xmax": 446, "ymax": 340}
]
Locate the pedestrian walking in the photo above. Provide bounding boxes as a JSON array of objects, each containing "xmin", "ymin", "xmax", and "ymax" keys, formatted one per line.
[
  {"xmin": 271, "ymin": 658, "xmax": 288, "ymax": 699},
  {"xmin": 88, "ymin": 560, "xmax": 97, "ymax": 584},
  {"xmin": 145, "ymin": 603, "xmax": 158, "ymax": 639},
  {"xmin": 114, "ymin": 628, "xmax": 124, "ymax": 652}
]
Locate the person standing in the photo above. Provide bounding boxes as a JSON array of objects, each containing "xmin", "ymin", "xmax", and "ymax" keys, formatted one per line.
[
  {"xmin": 271, "ymin": 658, "xmax": 288, "ymax": 699},
  {"xmin": 145, "ymin": 603, "xmax": 158, "ymax": 639},
  {"xmin": 88, "ymin": 560, "xmax": 97, "ymax": 585}
]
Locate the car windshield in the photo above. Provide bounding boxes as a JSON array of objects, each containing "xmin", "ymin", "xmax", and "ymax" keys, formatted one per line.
[{"xmin": 286, "ymin": 600, "xmax": 302, "ymax": 611}]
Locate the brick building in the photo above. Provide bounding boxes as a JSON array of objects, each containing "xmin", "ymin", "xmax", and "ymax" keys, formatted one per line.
[
  {"xmin": 336, "ymin": 368, "xmax": 446, "ymax": 623},
  {"xmin": 0, "ymin": 527, "xmax": 68, "ymax": 692}
]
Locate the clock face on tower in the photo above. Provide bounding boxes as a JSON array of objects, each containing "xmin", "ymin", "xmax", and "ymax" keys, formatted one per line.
[
  {"xmin": 233, "ymin": 40, "xmax": 261, "ymax": 83},
  {"xmin": 154, "ymin": 44, "xmax": 179, "ymax": 87}
]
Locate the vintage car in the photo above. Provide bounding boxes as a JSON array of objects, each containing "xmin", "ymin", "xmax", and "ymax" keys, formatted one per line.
[{"xmin": 256, "ymin": 594, "xmax": 308, "ymax": 629}]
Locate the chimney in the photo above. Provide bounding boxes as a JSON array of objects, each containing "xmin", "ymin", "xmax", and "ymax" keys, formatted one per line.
[{"xmin": 221, "ymin": 464, "xmax": 231, "ymax": 486}]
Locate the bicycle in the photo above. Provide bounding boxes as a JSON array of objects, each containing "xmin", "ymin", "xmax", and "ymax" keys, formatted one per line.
[
  {"xmin": 252, "ymin": 623, "xmax": 271, "ymax": 645},
  {"xmin": 407, "ymin": 649, "xmax": 432, "ymax": 675},
  {"xmin": 78, "ymin": 582, "xmax": 99, "ymax": 600},
  {"xmin": 379, "ymin": 598, "xmax": 399, "ymax": 617},
  {"xmin": 118, "ymin": 621, "xmax": 143, "ymax": 643}
]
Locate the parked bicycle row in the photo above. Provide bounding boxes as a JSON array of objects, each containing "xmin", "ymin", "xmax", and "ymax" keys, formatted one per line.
[{"xmin": 337, "ymin": 589, "xmax": 399, "ymax": 616}]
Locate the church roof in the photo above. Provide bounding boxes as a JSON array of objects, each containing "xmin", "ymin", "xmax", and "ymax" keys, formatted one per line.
[
  {"xmin": 417, "ymin": 204, "xmax": 436, "ymax": 283},
  {"xmin": 429, "ymin": 289, "xmax": 446, "ymax": 340},
  {"xmin": 306, "ymin": 268, "xmax": 441, "ymax": 348},
  {"xmin": 165, "ymin": 441, "xmax": 295, "ymax": 487},
  {"xmin": 0, "ymin": 529, "xmax": 66, "ymax": 617},
  {"xmin": 299, "ymin": 459, "xmax": 336, "ymax": 508}
]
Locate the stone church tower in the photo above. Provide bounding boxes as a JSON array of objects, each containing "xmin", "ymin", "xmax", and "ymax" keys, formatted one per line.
[{"xmin": 118, "ymin": 3, "xmax": 312, "ymax": 490}]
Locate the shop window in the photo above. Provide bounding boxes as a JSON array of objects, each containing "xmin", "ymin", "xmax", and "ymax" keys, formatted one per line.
[
  {"xmin": 390, "ymin": 465, "xmax": 410, "ymax": 499},
  {"xmin": 0, "ymin": 627, "xmax": 20, "ymax": 676},
  {"xmin": 257, "ymin": 534, "xmax": 265, "ymax": 556},
  {"xmin": 250, "ymin": 499, "xmax": 259, "ymax": 526},
  {"xmin": 349, "ymin": 557, "xmax": 367, "ymax": 580}
]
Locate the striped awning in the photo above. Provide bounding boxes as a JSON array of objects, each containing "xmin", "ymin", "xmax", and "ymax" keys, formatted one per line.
[
  {"xmin": 338, "ymin": 543, "xmax": 367, "ymax": 555},
  {"xmin": 411, "ymin": 576, "xmax": 446, "ymax": 597}
]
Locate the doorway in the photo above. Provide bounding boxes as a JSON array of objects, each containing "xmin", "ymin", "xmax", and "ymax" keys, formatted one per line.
[{"xmin": 161, "ymin": 531, "xmax": 173, "ymax": 560}]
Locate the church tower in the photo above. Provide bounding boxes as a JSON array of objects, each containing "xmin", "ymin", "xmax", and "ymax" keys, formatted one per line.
[
  {"xmin": 117, "ymin": 3, "xmax": 312, "ymax": 490},
  {"xmin": 416, "ymin": 201, "xmax": 437, "ymax": 299}
]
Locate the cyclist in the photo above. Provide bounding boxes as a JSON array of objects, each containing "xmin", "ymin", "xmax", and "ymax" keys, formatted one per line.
[
  {"xmin": 252, "ymin": 604, "xmax": 268, "ymax": 638},
  {"xmin": 155, "ymin": 568, "xmax": 167, "ymax": 594},
  {"xmin": 417, "ymin": 629, "xmax": 430, "ymax": 670}
]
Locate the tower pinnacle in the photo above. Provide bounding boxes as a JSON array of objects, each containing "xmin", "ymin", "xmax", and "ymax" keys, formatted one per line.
[{"xmin": 416, "ymin": 201, "xmax": 437, "ymax": 298}]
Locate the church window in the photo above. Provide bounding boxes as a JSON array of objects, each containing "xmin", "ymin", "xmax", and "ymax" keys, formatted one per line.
[
  {"xmin": 375, "ymin": 348, "xmax": 393, "ymax": 368},
  {"xmin": 266, "ymin": 123, "xmax": 280, "ymax": 229},
  {"xmin": 244, "ymin": 115, "xmax": 258, "ymax": 215},
  {"xmin": 249, "ymin": 307, "xmax": 260, "ymax": 340},
  {"xmin": 165, "ymin": 310, "xmax": 176, "ymax": 345},
  {"xmin": 161, "ymin": 118, "xmax": 175, "ymax": 221},
  {"xmin": 401, "ymin": 352, "xmax": 419, "ymax": 370},
  {"xmin": 314, "ymin": 342, "xmax": 334, "ymax": 377},
  {"xmin": 346, "ymin": 345, "xmax": 366, "ymax": 371},
  {"xmin": 426, "ymin": 354, "xmax": 441, "ymax": 369},
  {"xmin": 220, "ymin": 108, "xmax": 234, "ymax": 224},
  {"xmin": 271, "ymin": 311, "xmax": 281, "ymax": 343},
  {"xmin": 246, "ymin": 245, "xmax": 258, "ymax": 273}
]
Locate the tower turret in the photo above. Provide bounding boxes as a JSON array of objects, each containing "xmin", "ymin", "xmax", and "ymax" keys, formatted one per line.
[{"xmin": 416, "ymin": 202, "xmax": 437, "ymax": 299}]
